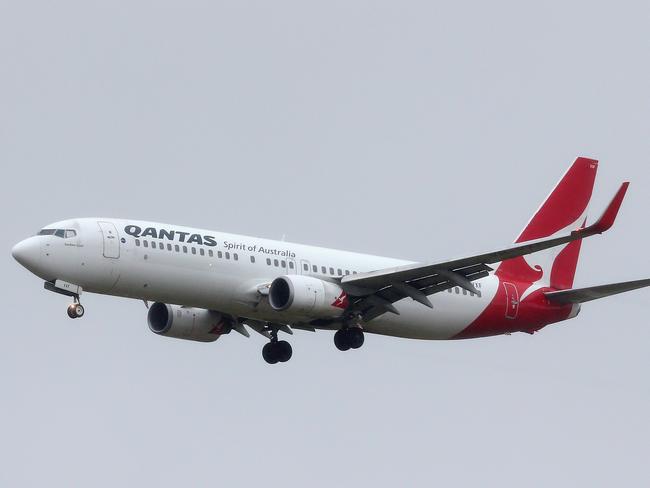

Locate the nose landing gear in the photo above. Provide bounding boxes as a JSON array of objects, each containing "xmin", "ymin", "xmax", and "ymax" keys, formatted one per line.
[{"xmin": 67, "ymin": 298, "xmax": 85, "ymax": 319}]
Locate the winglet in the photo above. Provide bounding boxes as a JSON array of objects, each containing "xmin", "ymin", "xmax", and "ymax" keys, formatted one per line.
[{"xmin": 584, "ymin": 182, "xmax": 630, "ymax": 235}]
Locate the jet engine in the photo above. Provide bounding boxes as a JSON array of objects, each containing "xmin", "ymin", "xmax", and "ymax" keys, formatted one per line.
[
  {"xmin": 268, "ymin": 275, "xmax": 348, "ymax": 318},
  {"xmin": 147, "ymin": 303, "xmax": 229, "ymax": 342}
]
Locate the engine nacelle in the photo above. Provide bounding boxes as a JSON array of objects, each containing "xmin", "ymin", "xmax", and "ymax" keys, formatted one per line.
[
  {"xmin": 268, "ymin": 275, "xmax": 348, "ymax": 318},
  {"xmin": 147, "ymin": 303, "xmax": 228, "ymax": 343}
]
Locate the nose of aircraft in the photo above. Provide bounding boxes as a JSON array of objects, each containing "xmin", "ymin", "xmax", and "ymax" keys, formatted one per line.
[{"xmin": 12, "ymin": 237, "xmax": 41, "ymax": 271}]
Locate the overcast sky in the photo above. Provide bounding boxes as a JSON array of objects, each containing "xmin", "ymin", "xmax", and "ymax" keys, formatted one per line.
[{"xmin": 1, "ymin": 1, "xmax": 649, "ymax": 486}]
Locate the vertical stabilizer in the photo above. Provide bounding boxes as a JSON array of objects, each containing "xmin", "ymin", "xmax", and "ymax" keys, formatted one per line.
[{"xmin": 497, "ymin": 157, "xmax": 598, "ymax": 290}]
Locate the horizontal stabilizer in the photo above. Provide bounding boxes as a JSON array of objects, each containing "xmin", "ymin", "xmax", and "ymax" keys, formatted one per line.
[{"xmin": 545, "ymin": 279, "xmax": 650, "ymax": 304}]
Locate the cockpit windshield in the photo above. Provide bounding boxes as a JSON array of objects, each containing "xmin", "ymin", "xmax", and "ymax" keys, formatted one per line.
[{"xmin": 37, "ymin": 229, "xmax": 77, "ymax": 238}]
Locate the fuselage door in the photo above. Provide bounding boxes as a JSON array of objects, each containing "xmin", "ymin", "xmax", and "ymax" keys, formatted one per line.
[
  {"xmin": 503, "ymin": 282, "xmax": 519, "ymax": 320},
  {"xmin": 287, "ymin": 257, "xmax": 297, "ymax": 275},
  {"xmin": 300, "ymin": 259, "xmax": 311, "ymax": 275},
  {"xmin": 98, "ymin": 221, "xmax": 120, "ymax": 259}
]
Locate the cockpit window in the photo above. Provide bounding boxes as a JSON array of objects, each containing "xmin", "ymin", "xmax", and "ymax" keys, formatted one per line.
[{"xmin": 37, "ymin": 228, "xmax": 77, "ymax": 238}]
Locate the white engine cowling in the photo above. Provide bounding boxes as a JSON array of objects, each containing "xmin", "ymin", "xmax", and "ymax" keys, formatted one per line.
[
  {"xmin": 147, "ymin": 303, "xmax": 228, "ymax": 342},
  {"xmin": 268, "ymin": 275, "xmax": 348, "ymax": 318}
]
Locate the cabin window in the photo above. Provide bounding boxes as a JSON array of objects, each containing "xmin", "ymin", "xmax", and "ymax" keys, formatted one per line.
[
  {"xmin": 313, "ymin": 265, "xmax": 318, "ymax": 273},
  {"xmin": 218, "ymin": 251, "xmax": 223, "ymax": 259},
  {"xmin": 321, "ymin": 266, "xmax": 326, "ymax": 274},
  {"xmin": 280, "ymin": 260, "xmax": 286, "ymax": 268},
  {"xmin": 208, "ymin": 249, "xmax": 213, "ymax": 257},
  {"xmin": 303, "ymin": 263, "xmax": 309, "ymax": 271},
  {"xmin": 289, "ymin": 261, "xmax": 294, "ymax": 270},
  {"xmin": 135, "ymin": 239, "xmax": 140, "ymax": 247},
  {"xmin": 267, "ymin": 258, "xmax": 272, "ymax": 266},
  {"xmin": 143, "ymin": 240, "xmax": 149, "ymax": 248},
  {"xmin": 337, "ymin": 268, "xmax": 342, "ymax": 276},
  {"xmin": 345, "ymin": 270, "xmax": 350, "ymax": 275},
  {"xmin": 175, "ymin": 245, "xmax": 180, "ymax": 252},
  {"xmin": 167, "ymin": 244, "xmax": 172, "ymax": 251},
  {"xmin": 250, "ymin": 256, "xmax": 256, "ymax": 263},
  {"xmin": 274, "ymin": 259, "xmax": 279, "ymax": 267},
  {"xmin": 462, "ymin": 289, "xmax": 467, "ymax": 295},
  {"xmin": 234, "ymin": 253, "xmax": 238, "ymax": 261},
  {"xmin": 329, "ymin": 267, "xmax": 334, "ymax": 275},
  {"xmin": 455, "ymin": 287, "xmax": 459, "ymax": 294},
  {"xmin": 200, "ymin": 248, "xmax": 205, "ymax": 256},
  {"xmin": 183, "ymin": 246, "xmax": 188, "ymax": 253},
  {"xmin": 225, "ymin": 252, "xmax": 230, "ymax": 260}
]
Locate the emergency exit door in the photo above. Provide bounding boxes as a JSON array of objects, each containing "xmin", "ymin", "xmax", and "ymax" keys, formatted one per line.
[{"xmin": 98, "ymin": 221, "xmax": 120, "ymax": 258}]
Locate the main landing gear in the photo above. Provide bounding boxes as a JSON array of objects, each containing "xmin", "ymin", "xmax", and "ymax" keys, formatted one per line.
[
  {"xmin": 334, "ymin": 327, "xmax": 364, "ymax": 351},
  {"xmin": 262, "ymin": 329, "xmax": 293, "ymax": 364},
  {"xmin": 66, "ymin": 297, "xmax": 85, "ymax": 319}
]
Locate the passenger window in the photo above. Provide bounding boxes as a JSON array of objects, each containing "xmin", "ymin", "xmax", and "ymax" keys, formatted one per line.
[
  {"xmin": 135, "ymin": 239, "xmax": 140, "ymax": 247},
  {"xmin": 234, "ymin": 253, "xmax": 238, "ymax": 261},
  {"xmin": 329, "ymin": 267, "xmax": 334, "ymax": 275},
  {"xmin": 353, "ymin": 271, "xmax": 358, "ymax": 274},
  {"xmin": 200, "ymin": 248, "xmax": 205, "ymax": 256},
  {"xmin": 321, "ymin": 266, "xmax": 327, "ymax": 274},
  {"xmin": 190, "ymin": 247, "xmax": 196, "ymax": 255},
  {"xmin": 267, "ymin": 258, "xmax": 272, "ymax": 266},
  {"xmin": 303, "ymin": 263, "xmax": 309, "ymax": 272},
  {"xmin": 281, "ymin": 260, "xmax": 286, "ymax": 268},
  {"xmin": 289, "ymin": 261, "xmax": 294, "ymax": 269},
  {"xmin": 313, "ymin": 265, "xmax": 317, "ymax": 273},
  {"xmin": 218, "ymin": 251, "xmax": 223, "ymax": 259},
  {"xmin": 345, "ymin": 270, "xmax": 350, "ymax": 275},
  {"xmin": 337, "ymin": 268, "xmax": 342, "ymax": 276},
  {"xmin": 274, "ymin": 259, "xmax": 279, "ymax": 267},
  {"xmin": 209, "ymin": 250, "xmax": 213, "ymax": 257},
  {"xmin": 143, "ymin": 240, "xmax": 149, "ymax": 248},
  {"xmin": 455, "ymin": 287, "xmax": 459, "ymax": 294},
  {"xmin": 462, "ymin": 289, "xmax": 467, "ymax": 295},
  {"xmin": 225, "ymin": 252, "xmax": 230, "ymax": 260},
  {"xmin": 250, "ymin": 256, "xmax": 256, "ymax": 263},
  {"xmin": 167, "ymin": 244, "xmax": 172, "ymax": 251},
  {"xmin": 183, "ymin": 246, "xmax": 188, "ymax": 253},
  {"xmin": 175, "ymin": 245, "xmax": 180, "ymax": 252}
]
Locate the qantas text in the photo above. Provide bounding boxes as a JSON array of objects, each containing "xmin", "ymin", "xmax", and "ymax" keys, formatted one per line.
[{"xmin": 124, "ymin": 225, "xmax": 217, "ymax": 247}]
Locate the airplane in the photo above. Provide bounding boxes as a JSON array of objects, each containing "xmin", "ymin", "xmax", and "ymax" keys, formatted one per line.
[{"xmin": 11, "ymin": 158, "xmax": 650, "ymax": 364}]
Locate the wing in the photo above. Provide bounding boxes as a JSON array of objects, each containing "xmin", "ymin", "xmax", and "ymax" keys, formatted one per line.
[{"xmin": 340, "ymin": 183, "xmax": 629, "ymax": 321}]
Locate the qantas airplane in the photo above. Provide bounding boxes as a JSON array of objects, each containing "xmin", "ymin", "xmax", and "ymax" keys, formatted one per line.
[{"xmin": 11, "ymin": 158, "xmax": 650, "ymax": 364}]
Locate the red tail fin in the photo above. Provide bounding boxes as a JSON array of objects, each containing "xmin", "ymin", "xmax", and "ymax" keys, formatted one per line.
[{"xmin": 497, "ymin": 157, "xmax": 598, "ymax": 290}]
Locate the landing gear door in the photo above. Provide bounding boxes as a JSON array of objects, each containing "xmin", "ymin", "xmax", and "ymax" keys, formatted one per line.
[
  {"xmin": 98, "ymin": 221, "xmax": 120, "ymax": 259},
  {"xmin": 503, "ymin": 282, "xmax": 519, "ymax": 320}
]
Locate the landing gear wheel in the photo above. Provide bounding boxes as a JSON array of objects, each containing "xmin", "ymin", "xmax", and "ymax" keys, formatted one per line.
[
  {"xmin": 334, "ymin": 329, "xmax": 350, "ymax": 351},
  {"xmin": 348, "ymin": 328, "xmax": 364, "ymax": 349},
  {"xmin": 67, "ymin": 303, "xmax": 84, "ymax": 319},
  {"xmin": 276, "ymin": 340, "xmax": 293, "ymax": 363},
  {"xmin": 262, "ymin": 343, "xmax": 279, "ymax": 364}
]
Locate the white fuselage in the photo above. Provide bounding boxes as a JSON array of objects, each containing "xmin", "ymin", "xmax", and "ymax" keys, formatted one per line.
[{"xmin": 15, "ymin": 218, "xmax": 500, "ymax": 340}]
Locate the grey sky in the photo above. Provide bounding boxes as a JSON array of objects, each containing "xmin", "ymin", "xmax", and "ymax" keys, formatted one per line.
[{"xmin": 1, "ymin": 1, "xmax": 649, "ymax": 486}]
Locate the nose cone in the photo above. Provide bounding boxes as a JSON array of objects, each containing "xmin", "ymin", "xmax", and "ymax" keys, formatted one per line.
[{"xmin": 12, "ymin": 238, "xmax": 42, "ymax": 272}]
